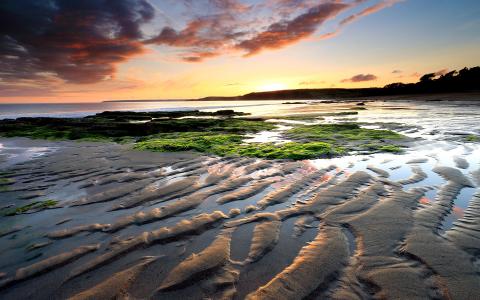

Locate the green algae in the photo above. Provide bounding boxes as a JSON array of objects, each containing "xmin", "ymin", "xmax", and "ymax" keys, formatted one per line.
[
  {"xmin": 377, "ymin": 145, "xmax": 403, "ymax": 153},
  {"xmin": 0, "ymin": 110, "xmax": 408, "ymax": 160},
  {"xmin": 0, "ymin": 125, "xmax": 115, "ymax": 142},
  {"xmin": 90, "ymin": 109, "xmax": 246, "ymax": 121},
  {"xmin": 0, "ymin": 178, "xmax": 13, "ymax": 185},
  {"xmin": 360, "ymin": 143, "xmax": 403, "ymax": 153},
  {"xmin": 287, "ymin": 123, "xmax": 404, "ymax": 142},
  {"xmin": 0, "ymin": 111, "xmax": 274, "ymax": 142},
  {"xmin": 217, "ymin": 142, "xmax": 345, "ymax": 160},
  {"xmin": 465, "ymin": 135, "xmax": 479, "ymax": 142},
  {"xmin": 266, "ymin": 111, "xmax": 358, "ymax": 120},
  {"xmin": 5, "ymin": 200, "xmax": 58, "ymax": 216},
  {"xmin": 282, "ymin": 123, "xmax": 406, "ymax": 157},
  {"xmin": 136, "ymin": 134, "xmax": 344, "ymax": 160},
  {"xmin": 135, "ymin": 125, "xmax": 403, "ymax": 159},
  {"xmin": 146, "ymin": 118, "xmax": 274, "ymax": 133},
  {"xmin": 135, "ymin": 133, "xmax": 244, "ymax": 153},
  {"xmin": 0, "ymin": 176, "xmax": 14, "ymax": 192}
]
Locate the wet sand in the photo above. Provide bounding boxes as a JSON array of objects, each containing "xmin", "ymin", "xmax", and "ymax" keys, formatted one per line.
[{"xmin": 0, "ymin": 100, "xmax": 479, "ymax": 299}]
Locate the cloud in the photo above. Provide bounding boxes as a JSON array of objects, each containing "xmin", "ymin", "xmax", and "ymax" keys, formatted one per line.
[
  {"xmin": 0, "ymin": 0, "xmax": 154, "ymax": 84},
  {"xmin": 341, "ymin": 74, "xmax": 378, "ymax": 82},
  {"xmin": 236, "ymin": 2, "xmax": 350, "ymax": 56},
  {"xmin": 392, "ymin": 69, "xmax": 402, "ymax": 74},
  {"xmin": 181, "ymin": 51, "xmax": 220, "ymax": 63},
  {"xmin": 0, "ymin": 83, "xmax": 57, "ymax": 97},
  {"xmin": 299, "ymin": 80, "xmax": 326, "ymax": 86},
  {"xmin": 339, "ymin": 0, "xmax": 403, "ymax": 26},
  {"xmin": 146, "ymin": 15, "xmax": 246, "ymax": 62},
  {"xmin": 147, "ymin": 17, "xmax": 240, "ymax": 49},
  {"xmin": 0, "ymin": 0, "xmax": 401, "ymax": 85},
  {"xmin": 311, "ymin": 0, "xmax": 402, "ymax": 44},
  {"xmin": 150, "ymin": 0, "xmax": 400, "ymax": 60},
  {"xmin": 146, "ymin": 0, "xmax": 252, "ymax": 61}
]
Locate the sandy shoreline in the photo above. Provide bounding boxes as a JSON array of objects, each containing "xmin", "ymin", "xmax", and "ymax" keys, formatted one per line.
[{"xmin": 0, "ymin": 100, "xmax": 479, "ymax": 299}]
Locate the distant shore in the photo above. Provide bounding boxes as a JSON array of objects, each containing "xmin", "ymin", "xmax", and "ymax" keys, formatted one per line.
[
  {"xmin": 104, "ymin": 91, "xmax": 480, "ymax": 103},
  {"xmin": 361, "ymin": 92, "xmax": 480, "ymax": 102}
]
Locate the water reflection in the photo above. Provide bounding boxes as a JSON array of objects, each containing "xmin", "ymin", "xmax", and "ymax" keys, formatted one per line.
[{"xmin": 310, "ymin": 141, "xmax": 479, "ymax": 231}]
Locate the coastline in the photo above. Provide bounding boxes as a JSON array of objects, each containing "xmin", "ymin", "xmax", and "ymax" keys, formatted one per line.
[
  {"xmin": 101, "ymin": 91, "xmax": 480, "ymax": 103},
  {"xmin": 0, "ymin": 100, "xmax": 479, "ymax": 299}
]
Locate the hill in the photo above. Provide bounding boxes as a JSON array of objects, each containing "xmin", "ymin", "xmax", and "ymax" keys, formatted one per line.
[{"xmin": 199, "ymin": 66, "xmax": 480, "ymax": 100}]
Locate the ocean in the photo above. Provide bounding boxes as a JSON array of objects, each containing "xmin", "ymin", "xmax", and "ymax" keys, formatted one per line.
[{"xmin": 0, "ymin": 100, "xmax": 291, "ymax": 119}]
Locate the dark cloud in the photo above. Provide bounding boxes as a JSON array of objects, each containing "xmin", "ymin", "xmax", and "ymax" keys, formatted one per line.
[
  {"xmin": 0, "ymin": 0, "xmax": 154, "ymax": 84},
  {"xmin": 392, "ymin": 69, "xmax": 402, "ymax": 74},
  {"xmin": 342, "ymin": 74, "xmax": 378, "ymax": 82}
]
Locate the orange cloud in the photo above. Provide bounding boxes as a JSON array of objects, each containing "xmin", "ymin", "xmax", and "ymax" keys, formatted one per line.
[{"xmin": 236, "ymin": 2, "xmax": 350, "ymax": 56}]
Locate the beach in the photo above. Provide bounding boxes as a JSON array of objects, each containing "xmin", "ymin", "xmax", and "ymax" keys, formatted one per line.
[{"xmin": 0, "ymin": 99, "xmax": 479, "ymax": 299}]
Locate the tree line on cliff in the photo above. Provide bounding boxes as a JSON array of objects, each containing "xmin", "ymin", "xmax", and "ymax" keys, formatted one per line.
[
  {"xmin": 384, "ymin": 66, "xmax": 480, "ymax": 94},
  {"xmin": 198, "ymin": 66, "xmax": 479, "ymax": 100}
]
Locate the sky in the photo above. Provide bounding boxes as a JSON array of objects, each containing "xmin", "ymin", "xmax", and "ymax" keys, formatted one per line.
[{"xmin": 0, "ymin": 0, "xmax": 479, "ymax": 103}]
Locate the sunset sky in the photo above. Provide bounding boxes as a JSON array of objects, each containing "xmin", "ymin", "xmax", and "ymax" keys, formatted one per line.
[{"xmin": 1, "ymin": 0, "xmax": 479, "ymax": 103}]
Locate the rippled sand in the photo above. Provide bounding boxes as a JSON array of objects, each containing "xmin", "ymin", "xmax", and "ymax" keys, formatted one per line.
[{"xmin": 0, "ymin": 100, "xmax": 480, "ymax": 299}]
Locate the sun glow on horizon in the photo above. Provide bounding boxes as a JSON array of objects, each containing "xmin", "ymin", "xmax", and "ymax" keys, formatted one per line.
[
  {"xmin": 256, "ymin": 82, "xmax": 288, "ymax": 92},
  {"xmin": 0, "ymin": 1, "xmax": 479, "ymax": 103}
]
